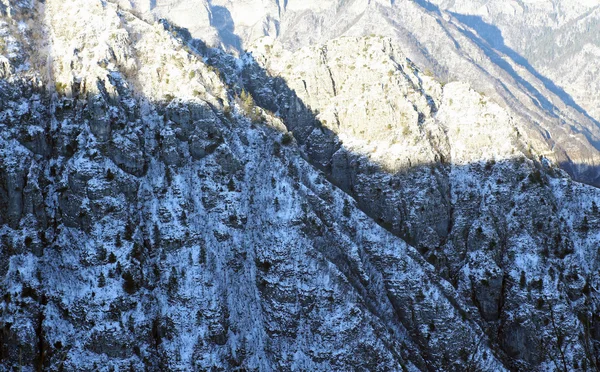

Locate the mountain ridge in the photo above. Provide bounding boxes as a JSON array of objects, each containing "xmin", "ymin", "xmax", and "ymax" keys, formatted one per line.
[
  {"xmin": 0, "ymin": 0, "xmax": 599, "ymax": 370},
  {"xmin": 132, "ymin": 0, "xmax": 600, "ymax": 186}
]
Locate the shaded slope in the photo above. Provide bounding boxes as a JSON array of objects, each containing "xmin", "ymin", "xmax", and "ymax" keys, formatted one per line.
[{"xmin": 1, "ymin": 1, "xmax": 511, "ymax": 370}]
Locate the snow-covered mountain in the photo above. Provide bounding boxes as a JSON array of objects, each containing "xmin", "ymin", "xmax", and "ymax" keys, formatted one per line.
[
  {"xmin": 128, "ymin": 0, "xmax": 600, "ymax": 187},
  {"xmin": 0, "ymin": 0, "xmax": 599, "ymax": 371},
  {"xmin": 426, "ymin": 0, "xmax": 600, "ymax": 121}
]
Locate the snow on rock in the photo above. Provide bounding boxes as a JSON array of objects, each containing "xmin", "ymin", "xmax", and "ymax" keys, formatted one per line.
[{"xmin": 0, "ymin": 1, "xmax": 599, "ymax": 371}]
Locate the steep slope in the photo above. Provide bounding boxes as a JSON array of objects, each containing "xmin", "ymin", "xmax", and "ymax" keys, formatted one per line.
[
  {"xmin": 232, "ymin": 35, "xmax": 600, "ymax": 369},
  {"xmin": 1, "ymin": 0, "xmax": 599, "ymax": 371},
  {"xmin": 0, "ymin": 1, "xmax": 513, "ymax": 370},
  {"xmin": 133, "ymin": 0, "xmax": 600, "ymax": 187},
  {"xmin": 426, "ymin": 0, "xmax": 600, "ymax": 124}
]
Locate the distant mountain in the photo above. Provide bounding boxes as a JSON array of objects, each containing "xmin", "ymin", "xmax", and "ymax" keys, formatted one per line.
[{"xmin": 427, "ymin": 0, "xmax": 600, "ymax": 121}]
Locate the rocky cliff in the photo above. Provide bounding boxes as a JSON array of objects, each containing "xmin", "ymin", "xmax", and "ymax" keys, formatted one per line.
[
  {"xmin": 132, "ymin": 0, "xmax": 600, "ymax": 187},
  {"xmin": 0, "ymin": 0, "xmax": 599, "ymax": 371}
]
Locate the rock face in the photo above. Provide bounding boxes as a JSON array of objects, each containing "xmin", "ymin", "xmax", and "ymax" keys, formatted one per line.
[
  {"xmin": 135, "ymin": 0, "xmax": 600, "ymax": 187},
  {"xmin": 0, "ymin": 1, "xmax": 599, "ymax": 371},
  {"xmin": 426, "ymin": 0, "xmax": 600, "ymax": 123},
  {"xmin": 237, "ymin": 36, "xmax": 600, "ymax": 370}
]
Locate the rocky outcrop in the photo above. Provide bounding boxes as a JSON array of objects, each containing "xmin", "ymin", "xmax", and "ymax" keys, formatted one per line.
[
  {"xmin": 220, "ymin": 35, "xmax": 600, "ymax": 370},
  {"xmin": 137, "ymin": 0, "xmax": 600, "ymax": 187},
  {"xmin": 0, "ymin": 1, "xmax": 599, "ymax": 371}
]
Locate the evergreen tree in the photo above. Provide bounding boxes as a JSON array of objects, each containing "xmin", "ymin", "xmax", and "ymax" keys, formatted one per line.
[
  {"xmin": 168, "ymin": 267, "xmax": 179, "ymax": 296},
  {"xmin": 122, "ymin": 271, "xmax": 137, "ymax": 294},
  {"xmin": 98, "ymin": 272, "xmax": 106, "ymax": 288},
  {"xmin": 97, "ymin": 245, "xmax": 107, "ymax": 262},
  {"xmin": 227, "ymin": 178, "xmax": 236, "ymax": 192},
  {"xmin": 108, "ymin": 252, "xmax": 117, "ymax": 263}
]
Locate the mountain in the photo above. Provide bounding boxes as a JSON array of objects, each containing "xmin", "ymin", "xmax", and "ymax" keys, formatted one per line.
[
  {"xmin": 0, "ymin": 0, "xmax": 599, "ymax": 371},
  {"xmin": 129, "ymin": 0, "xmax": 600, "ymax": 187},
  {"xmin": 426, "ymin": 0, "xmax": 600, "ymax": 121}
]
